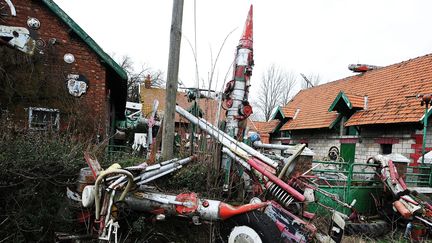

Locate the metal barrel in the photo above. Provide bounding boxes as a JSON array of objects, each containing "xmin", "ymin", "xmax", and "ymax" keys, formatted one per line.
[{"xmin": 76, "ymin": 167, "xmax": 95, "ymax": 192}]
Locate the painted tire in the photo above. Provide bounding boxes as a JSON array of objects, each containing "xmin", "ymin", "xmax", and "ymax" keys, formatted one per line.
[
  {"xmin": 344, "ymin": 220, "xmax": 391, "ymax": 238},
  {"xmin": 219, "ymin": 211, "xmax": 282, "ymax": 243}
]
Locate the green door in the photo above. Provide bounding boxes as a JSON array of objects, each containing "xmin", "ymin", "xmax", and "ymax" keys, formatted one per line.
[{"xmin": 340, "ymin": 143, "xmax": 355, "ymax": 164}]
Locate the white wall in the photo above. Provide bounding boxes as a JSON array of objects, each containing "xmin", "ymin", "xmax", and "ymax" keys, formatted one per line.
[{"xmin": 276, "ymin": 124, "xmax": 420, "ymax": 163}]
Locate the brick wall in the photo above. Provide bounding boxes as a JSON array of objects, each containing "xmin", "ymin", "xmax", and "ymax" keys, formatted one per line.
[
  {"xmin": 412, "ymin": 122, "xmax": 432, "ymax": 165},
  {"xmin": 2, "ymin": 1, "xmax": 109, "ymax": 137},
  {"xmin": 274, "ymin": 124, "xmax": 421, "ymax": 164}
]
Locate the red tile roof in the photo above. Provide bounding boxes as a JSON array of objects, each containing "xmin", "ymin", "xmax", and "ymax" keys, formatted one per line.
[
  {"xmin": 140, "ymin": 86, "xmax": 224, "ymax": 124},
  {"xmin": 345, "ymin": 93, "xmax": 365, "ymax": 109},
  {"xmin": 280, "ymin": 106, "xmax": 296, "ymax": 118},
  {"xmin": 248, "ymin": 120, "xmax": 279, "ymax": 134},
  {"xmin": 281, "ymin": 54, "xmax": 432, "ymax": 131}
]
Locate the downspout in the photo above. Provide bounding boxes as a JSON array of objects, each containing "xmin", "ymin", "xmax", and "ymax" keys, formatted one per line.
[{"xmin": 422, "ymin": 103, "xmax": 429, "ymax": 165}]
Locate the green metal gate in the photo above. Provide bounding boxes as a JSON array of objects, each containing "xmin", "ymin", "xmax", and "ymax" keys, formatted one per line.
[{"xmin": 307, "ymin": 160, "xmax": 382, "ymax": 215}]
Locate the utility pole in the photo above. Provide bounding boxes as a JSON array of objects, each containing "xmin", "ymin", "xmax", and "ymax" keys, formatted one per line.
[{"xmin": 162, "ymin": 0, "xmax": 184, "ymax": 160}]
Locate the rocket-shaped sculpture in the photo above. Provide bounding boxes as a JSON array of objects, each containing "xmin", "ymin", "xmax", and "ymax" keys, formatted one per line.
[
  {"xmin": 224, "ymin": 4, "xmax": 254, "ymax": 137},
  {"xmin": 221, "ymin": 5, "xmax": 254, "ymax": 191}
]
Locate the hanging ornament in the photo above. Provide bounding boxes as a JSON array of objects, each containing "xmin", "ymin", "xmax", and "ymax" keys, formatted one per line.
[
  {"xmin": 63, "ymin": 53, "xmax": 75, "ymax": 64},
  {"xmin": 66, "ymin": 74, "xmax": 89, "ymax": 97},
  {"xmin": 27, "ymin": 17, "xmax": 40, "ymax": 29}
]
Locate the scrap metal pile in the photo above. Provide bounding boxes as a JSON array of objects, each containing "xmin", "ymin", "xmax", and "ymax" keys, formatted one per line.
[{"xmin": 60, "ymin": 5, "xmax": 432, "ymax": 243}]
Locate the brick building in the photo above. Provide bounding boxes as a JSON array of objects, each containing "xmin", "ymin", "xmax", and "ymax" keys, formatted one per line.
[
  {"xmin": 139, "ymin": 79, "xmax": 224, "ymax": 131},
  {"xmin": 265, "ymin": 54, "xmax": 432, "ymax": 165},
  {"xmin": 0, "ymin": 0, "xmax": 127, "ymax": 139}
]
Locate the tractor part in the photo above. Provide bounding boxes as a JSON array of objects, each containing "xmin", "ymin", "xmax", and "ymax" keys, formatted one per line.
[
  {"xmin": 223, "ymin": 147, "xmax": 305, "ymax": 206},
  {"xmin": 265, "ymin": 181, "xmax": 295, "ymax": 208},
  {"xmin": 264, "ymin": 200, "xmax": 317, "ymax": 243},
  {"xmin": 372, "ymin": 155, "xmax": 423, "ymax": 217},
  {"xmin": 248, "ymin": 158, "xmax": 305, "ymax": 202},
  {"xmin": 124, "ymin": 191, "xmax": 268, "ymax": 221}
]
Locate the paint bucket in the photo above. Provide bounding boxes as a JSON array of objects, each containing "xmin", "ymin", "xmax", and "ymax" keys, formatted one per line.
[
  {"xmin": 411, "ymin": 221, "xmax": 427, "ymax": 241},
  {"xmin": 76, "ymin": 167, "xmax": 95, "ymax": 192}
]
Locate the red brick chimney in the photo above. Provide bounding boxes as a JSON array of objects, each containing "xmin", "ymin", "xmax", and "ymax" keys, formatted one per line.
[{"xmin": 144, "ymin": 74, "xmax": 151, "ymax": 89}]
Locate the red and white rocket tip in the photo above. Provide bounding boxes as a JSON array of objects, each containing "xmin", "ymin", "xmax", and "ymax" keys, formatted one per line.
[{"xmin": 239, "ymin": 4, "xmax": 253, "ymax": 49}]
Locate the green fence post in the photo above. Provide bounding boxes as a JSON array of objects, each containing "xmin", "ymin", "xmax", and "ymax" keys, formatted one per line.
[
  {"xmin": 346, "ymin": 162, "xmax": 354, "ymax": 204},
  {"xmin": 429, "ymin": 167, "xmax": 432, "ymax": 187}
]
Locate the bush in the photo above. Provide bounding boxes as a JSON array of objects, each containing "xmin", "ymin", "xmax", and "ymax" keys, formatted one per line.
[{"xmin": 0, "ymin": 128, "xmax": 91, "ymax": 242}]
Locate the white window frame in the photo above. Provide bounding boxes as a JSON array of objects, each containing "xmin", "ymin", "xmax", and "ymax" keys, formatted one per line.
[{"xmin": 28, "ymin": 107, "xmax": 60, "ymax": 131}]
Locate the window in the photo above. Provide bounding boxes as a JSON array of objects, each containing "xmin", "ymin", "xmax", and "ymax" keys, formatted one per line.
[
  {"xmin": 346, "ymin": 126, "xmax": 358, "ymax": 136},
  {"xmin": 380, "ymin": 144, "xmax": 392, "ymax": 155},
  {"xmin": 28, "ymin": 107, "xmax": 60, "ymax": 131}
]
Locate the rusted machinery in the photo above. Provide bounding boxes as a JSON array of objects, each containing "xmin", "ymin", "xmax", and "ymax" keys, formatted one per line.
[{"xmin": 369, "ymin": 155, "xmax": 432, "ymax": 238}]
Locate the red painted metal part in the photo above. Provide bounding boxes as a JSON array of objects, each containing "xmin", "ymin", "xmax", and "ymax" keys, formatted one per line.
[
  {"xmin": 248, "ymin": 158, "xmax": 305, "ymax": 202},
  {"xmin": 241, "ymin": 103, "xmax": 253, "ymax": 117},
  {"xmin": 218, "ymin": 201, "xmax": 268, "ymax": 220},
  {"xmin": 393, "ymin": 200, "xmax": 412, "ymax": 219},
  {"xmin": 175, "ymin": 193, "xmax": 198, "ymax": 214},
  {"xmin": 388, "ymin": 160, "xmax": 398, "ymax": 184},
  {"xmin": 239, "ymin": 5, "xmax": 253, "ymax": 49},
  {"xmin": 398, "ymin": 177, "xmax": 408, "ymax": 190},
  {"xmin": 225, "ymin": 98, "xmax": 233, "ymax": 108}
]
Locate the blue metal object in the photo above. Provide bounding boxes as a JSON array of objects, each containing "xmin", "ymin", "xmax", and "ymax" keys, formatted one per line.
[{"xmin": 249, "ymin": 132, "xmax": 260, "ymax": 143}]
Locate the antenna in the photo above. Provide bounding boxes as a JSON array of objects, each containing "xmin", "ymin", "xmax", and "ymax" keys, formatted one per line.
[{"xmin": 300, "ymin": 73, "xmax": 314, "ymax": 88}]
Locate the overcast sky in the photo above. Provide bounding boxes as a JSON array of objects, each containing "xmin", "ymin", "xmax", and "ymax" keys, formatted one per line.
[{"xmin": 54, "ymin": 0, "xmax": 432, "ymax": 97}]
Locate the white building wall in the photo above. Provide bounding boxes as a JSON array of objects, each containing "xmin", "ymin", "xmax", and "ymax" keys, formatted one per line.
[{"xmin": 277, "ymin": 124, "xmax": 420, "ymax": 163}]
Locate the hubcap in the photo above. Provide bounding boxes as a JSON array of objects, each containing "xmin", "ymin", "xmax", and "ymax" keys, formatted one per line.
[{"xmin": 228, "ymin": 226, "xmax": 262, "ymax": 243}]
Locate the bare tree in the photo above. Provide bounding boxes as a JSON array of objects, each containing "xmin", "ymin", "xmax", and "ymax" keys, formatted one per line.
[
  {"xmin": 300, "ymin": 73, "xmax": 321, "ymax": 90},
  {"xmin": 118, "ymin": 55, "xmax": 165, "ymax": 102},
  {"xmin": 256, "ymin": 64, "xmax": 297, "ymax": 121},
  {"xmin": 280, "ymin": 71, "xmax": 297, "ymax": 106}
]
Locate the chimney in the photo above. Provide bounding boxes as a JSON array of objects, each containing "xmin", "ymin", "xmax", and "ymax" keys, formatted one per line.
[
  {"xmin": 144, "ymin": 74, "xmax": 151, "ymax": 89},
  {"xmin": 364, "ymin": 95, "xmax": 368, "ymax": 110}
]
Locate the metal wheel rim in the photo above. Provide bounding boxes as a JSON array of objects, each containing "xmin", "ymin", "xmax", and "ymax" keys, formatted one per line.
[{"xmin": 228, "ymin": 225, "xmax": 262, "ymax": 243}]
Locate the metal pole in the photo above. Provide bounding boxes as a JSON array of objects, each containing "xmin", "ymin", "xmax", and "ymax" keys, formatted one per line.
[
  {"xmin": 221, "ymin": 6, "xmax": 254, "ymax": 191},
  {"xmin": 162, "ymin": 0, "xmax": 184, "ymax": 160},
  {"xmin": 422, "ymin": 103, "xmax": 429, "ymax": 165}
]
